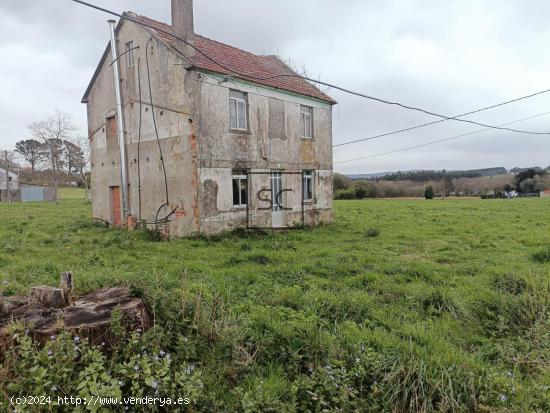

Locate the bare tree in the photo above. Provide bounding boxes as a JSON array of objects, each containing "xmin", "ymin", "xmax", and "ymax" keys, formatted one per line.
[
  {"xmin": 1, "ymin": 150, "xmax": 18, "ymax": 171},
  {"xmin": 442, "ymin": 175, "xmax": 455, "ymax": 200},
  {"xmin": 70, "ymin": 136, "xmax": 92, "ymax": 201},
  {"xmin": 28, "ymin": 110, "xmax": 76, "ymax": 202},
  {"xmin": 276, "ymin": 53, "xmax": 332, "ymax": 93},
  {"xmin": 63, "ymin": 140, "xmax": 85, "ymax": 174},
  {"xmin": 48, "ymin": 138, "xmax": 65, "ymax": 172}
]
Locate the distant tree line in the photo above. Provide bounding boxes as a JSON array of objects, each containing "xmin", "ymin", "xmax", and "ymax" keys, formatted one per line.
[
  {"xmin": 333, "ymin": 168, "xmax": 550, "ymax": 200},
  {"xmin": 368, "ymin": 167, "xmax": 507, "ymax": 182},
  {"xmin": 15, "ymin": 138, "xmax": 86, "ymax": 176},
  {"xmin": 512, "ymin": 168, "xmax": 550, "ymax": 194}
]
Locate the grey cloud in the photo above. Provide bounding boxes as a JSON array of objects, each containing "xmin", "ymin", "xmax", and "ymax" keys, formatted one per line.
[{"xmin": 1, "ymin": 0, "xmax": 549, "ymax": 174}]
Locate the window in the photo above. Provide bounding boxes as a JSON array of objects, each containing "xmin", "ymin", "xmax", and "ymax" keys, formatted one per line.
[
  {"xmin": 303, "ymin": 170, "xmax": 314, "ymax": 201},
  {"xmin": 229, "ymin": 90, "xmax": 248, "ymax": 130},
  {"xmin": 232, "ymin": 171, "xmax": 248, "ymax": 207},
  {"xmin": 300, "ymin": 105, "xmax": 313, "ymax": 139},
  {"xmin": 126, "ymin": 41, "xmax": 135, "ymax": 68}
]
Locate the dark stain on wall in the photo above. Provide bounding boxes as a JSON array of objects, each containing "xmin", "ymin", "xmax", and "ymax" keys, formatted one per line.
[{"xmin": 202, "ymin": 179, "xmax": 219, "ymax": 217}]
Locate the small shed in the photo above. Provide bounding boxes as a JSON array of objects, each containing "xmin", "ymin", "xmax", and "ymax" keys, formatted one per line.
[
  {"xmin": 541, "ymin": 190, "xmax": 550, "ymax": 198},
  {"xmin": 21, "ymin": 186, "xmax": 57, "ymax": 202},
  {"xmin": 0, "ymin": 167, "xmax": 18, "ymax": 190}
]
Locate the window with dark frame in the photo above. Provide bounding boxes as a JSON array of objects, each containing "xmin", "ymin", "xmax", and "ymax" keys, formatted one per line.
[
  {"xmin": 300, "ymin": 105, "xmax": 313, "ymax": 139},
  {"xmin": 303, "ymin": 170, "xmax": 314, "ymax": 201},
  {"xmin": 232, "ymin": 171, "xmax": 248, "ymax": 207},
  {"xmin": 126, "ymin": 41, "xmax": 135, "ymax": 68},
  {"xmin": 229, "ymin": 90, "xmax": 248, "ymax": 130}
]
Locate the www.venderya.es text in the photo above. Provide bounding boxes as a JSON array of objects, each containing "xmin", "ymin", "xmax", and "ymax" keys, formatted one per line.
[{"xmin": 11, "ymin": 395, "xmax": 190, "ymax": 408}]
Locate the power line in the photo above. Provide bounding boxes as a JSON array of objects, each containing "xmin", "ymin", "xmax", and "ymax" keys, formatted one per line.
[
  {"xmin": 335, "ymin": 111, "xmax": 550, "ymax": 164},
  {"xmin": 72, "ymin": 0, "xmax": 550, "ymax": 137},
  {"xmin": 333, "ymin": 88, "xmax": 550, "ymax": 148}
]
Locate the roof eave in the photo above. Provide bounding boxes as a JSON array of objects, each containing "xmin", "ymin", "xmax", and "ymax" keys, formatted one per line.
[
  {"xmin": 82, "ymin": 13, "xmax": 337, "ymax": 106},
  {"xmin": 189, "ymin": 66, "xmax": 337, "ymax": 105},
  {"xmin": 81, "ymin": 16, "xmax": 126, "ymax": 104}
]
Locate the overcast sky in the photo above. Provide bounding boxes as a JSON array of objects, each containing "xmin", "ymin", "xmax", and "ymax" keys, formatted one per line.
[{"xmin": 1, "ymin": 0, "xmax": 549, "ymax": 174}]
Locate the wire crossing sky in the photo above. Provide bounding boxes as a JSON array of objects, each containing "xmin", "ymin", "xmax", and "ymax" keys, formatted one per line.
[
  {"xmin": 1, "ymin": 0, "xmax": 550, "ymax": 173},
  {"xmin": 72, "ymin": 0, "xmax": 550, "ymax": 140},
  {"xmin": 333, "ymin": 89, "xmax": 550, "ymax": 148},
  {"xmin": 335, "ymin": 112, "xmax": 550, "ymax": 164}
]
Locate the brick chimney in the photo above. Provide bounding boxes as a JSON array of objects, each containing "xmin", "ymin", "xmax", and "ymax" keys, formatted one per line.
[{"xmin": 172, "ymin": 0, "xmax": 194, "ymax": 40}]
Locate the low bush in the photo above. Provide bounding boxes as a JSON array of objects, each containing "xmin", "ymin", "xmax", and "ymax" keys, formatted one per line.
[
  {"xmin": 532, "ymin": 247, "xmax": 550, "ymax": 263},
  {"xmin": 366, "ymin": 228, "xmax": 380, "ymax": 238},
  {"xmin": 334, "ymin": 188, "xmax": 357, "ymax": 200},
  {"xmin": 473, "ymin": 288, "xmax": 550, "ymax": 337},
  {"xmin": 424, "ymin": 185, "xmax": 434, "ymax": 200},
  {"xmin": 1, "ymin": 324, "xmax": 206, "ymax": 411},
  {"xmin": 421, "ymin": 290, "xmax": 464, "ymax": 319},
  {"xmin": 492, "ymin": 273, "xmax": 527, "ymax": 295},
  {"xmin": 247, "ymin": 253, "xmax": 271, "ymax": 265}
]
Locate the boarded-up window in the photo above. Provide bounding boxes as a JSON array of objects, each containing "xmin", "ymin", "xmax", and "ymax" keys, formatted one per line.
[
  {"xmin": 106, "ymin": 116, "xmax": 117, "ymax": 149},
  {"xmin": 269, "ymin": 98, "xmax": 285, "ymax": 140}
]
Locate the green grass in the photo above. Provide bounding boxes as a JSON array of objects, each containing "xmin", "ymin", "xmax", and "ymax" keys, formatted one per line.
[
  {"xmin": 58, "ymin": 186, "xmax": 86, "ymax": 200},
  {"xmin": 1, "ymin": 198, "xmax": 550, "ymax": 411}
]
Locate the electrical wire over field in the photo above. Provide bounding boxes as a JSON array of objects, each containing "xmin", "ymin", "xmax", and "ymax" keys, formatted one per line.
[
  {"xmin": 72, "ymin": 0, "xmax": 550, "ymax": 145},
  {"xmin": 335, "ymin": 111, "xmax": 550, "ymax": 164},
  {"xmin": 333, "ymin": 88, "xmax": 550, "ymax": 148}
]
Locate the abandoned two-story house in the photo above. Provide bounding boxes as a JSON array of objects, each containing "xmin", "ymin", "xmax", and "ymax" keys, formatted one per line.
[{"xmin": 82, "ymin": 0, "xmax": 336, "ymax": 236}]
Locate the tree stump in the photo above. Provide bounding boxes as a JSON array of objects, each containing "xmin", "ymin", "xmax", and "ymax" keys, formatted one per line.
[
  {"xmin": 60, "ymin": 271, "xmax": 74, "ymax": 305},
  {"xmin": 1, "ymin": 295, "xmax": 26, "ymax": 316},
  {"xmin": 1, "ymin": 286, "xmax": 151, "ymax": 348},
  {"xmin": 28, "ymin": 286, "xmax": 67, "ymax": 309}
]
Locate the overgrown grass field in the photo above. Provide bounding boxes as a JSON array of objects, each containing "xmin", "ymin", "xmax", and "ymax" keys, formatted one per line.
[
  {"xmin": 58, "ymin": 187, "xmax": 87, "ymax": 200},
  {"xmin": 1, "ymin": 198, "xmax": 550, "ymax": 411}
]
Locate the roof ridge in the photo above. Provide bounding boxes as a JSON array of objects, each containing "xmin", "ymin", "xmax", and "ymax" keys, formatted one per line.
[
  {"xmin": 193, "ymin": 34, "xmax": 280, "ymax": 63},
  {"xmin": 83, "ymin": 12, "xmax": 336, "ymax": 104},
  {"xmin": 130, "ymin": 12, "xmax": 284, "ymax": 64},
  {"xmin": 125, "ymin": 11, "xmax": 171, "ymax": 30}
]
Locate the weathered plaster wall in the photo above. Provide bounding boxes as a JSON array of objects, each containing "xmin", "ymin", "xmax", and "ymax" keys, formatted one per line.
[
  {"xmin": 196, "ymin": 73, "xmax": 333, "ymax": 233},
  {"xmin": 87, "ymin": 21, "xmax": 199, "ymax": 236}
]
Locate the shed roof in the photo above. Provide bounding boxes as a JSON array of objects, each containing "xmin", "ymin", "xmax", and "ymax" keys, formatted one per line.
[
  {"xmin": 0, "ymin": 167, "xmax": 18, "ymax": 179},
  {"xmin": 82, "ymin": 13, "xmax": 336, "ymax": 105}
]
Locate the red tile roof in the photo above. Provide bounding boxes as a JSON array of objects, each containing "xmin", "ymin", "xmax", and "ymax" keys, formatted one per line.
[{"xmin": 129, "ymin": 13, "xmax": 336, "ymax": 104}]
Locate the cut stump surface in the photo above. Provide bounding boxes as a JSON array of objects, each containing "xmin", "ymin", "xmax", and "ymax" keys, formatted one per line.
[{"xmin": 0, "ymin": 287, "xmax": 151, "ymax": 346}]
